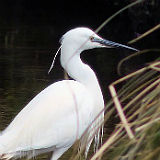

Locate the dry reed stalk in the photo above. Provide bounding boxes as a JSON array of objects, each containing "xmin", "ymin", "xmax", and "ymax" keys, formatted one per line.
[
  {"xmin": 109, "ymin": 85, "xmax": 134, "ymax": 139},
  {"xmin": 90, "ymin": 127, "xmax": 123, "ymax": 160},
  {"xmin": 128, "ymin": 24, "xmax": 160, "ymax": 44},
  {"xmin": 108, "ymin": 67, "xmax": 148, "ymax": 139},
  {"xmin": 135, "ymin": 117, "xmax": 160, "ymax": 132}
]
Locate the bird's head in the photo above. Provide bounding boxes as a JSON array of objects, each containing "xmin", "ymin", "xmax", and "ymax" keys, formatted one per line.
[
  {"xmin": 60, "ymin": 27, "xmax": 106, "ymax": 51},
  {"xmin": 48, "ymin": 27, "xmax": 138, "ymax": 73},
  {"xmin": 60, "ymin": 27, "xmax": 138, "ymax": 52}
]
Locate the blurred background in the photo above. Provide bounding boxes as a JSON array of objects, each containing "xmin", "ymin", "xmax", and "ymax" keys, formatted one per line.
[{"xmin": 0, "ymin": 0, "xmax": 160, "ymax": 158}]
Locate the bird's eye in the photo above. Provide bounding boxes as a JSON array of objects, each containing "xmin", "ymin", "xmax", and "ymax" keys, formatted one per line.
[{"xmin": 90, "ymin": 36, "xmax": 94, "ymax": 41}]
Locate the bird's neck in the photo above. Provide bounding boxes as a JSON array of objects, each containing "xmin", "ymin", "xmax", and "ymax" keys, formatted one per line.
[{"xmin": 61, "ymin": 53, "xmax": 104, "ymax": 107}]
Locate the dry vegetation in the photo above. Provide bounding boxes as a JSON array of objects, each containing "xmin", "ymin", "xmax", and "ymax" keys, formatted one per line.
[
  {"xmin": 69, "ymin": 0, "xmax": 160, "ymax": 158},
  {"xmin": 92, "ymin": 59, "xmax": 160, "ymax": 160}
]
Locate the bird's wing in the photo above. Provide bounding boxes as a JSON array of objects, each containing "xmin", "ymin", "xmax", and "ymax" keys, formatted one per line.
[{"xmin": 0, "ymin": 80, "xmax": 94, "ymax": 154}]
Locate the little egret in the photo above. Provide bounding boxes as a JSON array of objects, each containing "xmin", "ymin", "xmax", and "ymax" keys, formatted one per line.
[{"xmin": 0, "ymin": 27, "xmax": 138, "ymax": 160}]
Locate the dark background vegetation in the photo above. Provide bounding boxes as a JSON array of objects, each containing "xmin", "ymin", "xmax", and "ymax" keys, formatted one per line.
[
  {"xmin": 0, "ymin": 0, "xmax": 159, "ymax": 77},
  {"xmin": 0, "ymin": 0, "xmax": 160, "ymax": 128},
  {"xmin": 0, "ymin": 0, "xmax": 159, "ymax": 48}
]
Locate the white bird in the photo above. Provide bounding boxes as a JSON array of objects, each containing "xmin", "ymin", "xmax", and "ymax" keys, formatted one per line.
[{"xmin": 0, "ymin": 27, "xmax": 138, "ymax": 160}]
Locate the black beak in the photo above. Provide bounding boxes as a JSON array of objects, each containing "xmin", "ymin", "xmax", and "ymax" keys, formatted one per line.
[{"xmin": 92, "ymin": 38, "xmax": 139, "ymax": 52}]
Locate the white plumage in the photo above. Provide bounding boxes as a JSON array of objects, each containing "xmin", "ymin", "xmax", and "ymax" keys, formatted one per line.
[{"xmin": 0, "ymin": 27, "xmax": 137, "ymax": 160}]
